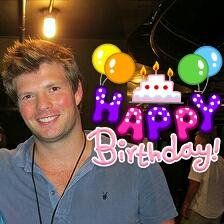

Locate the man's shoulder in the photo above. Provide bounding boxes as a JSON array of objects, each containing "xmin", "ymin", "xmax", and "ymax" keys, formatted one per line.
[
  {"xmin": 0, "ymin": 147, "xmax": 17, "ymax": 159},
  {"xmin": 0, "ymin": 148, "xmax": 17, "ymax": 170},
  {"xmin": 0, "ymin": 136, "xmax": 33, "ymax": 169}
]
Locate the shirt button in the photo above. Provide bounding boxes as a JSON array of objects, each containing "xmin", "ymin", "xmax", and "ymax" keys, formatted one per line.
[{"xmin": 51, "ymin": 190, "xmax": 55, "ymax": 195}]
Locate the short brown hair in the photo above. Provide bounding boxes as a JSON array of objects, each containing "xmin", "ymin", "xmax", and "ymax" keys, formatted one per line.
[{"xmin": 1, "ymin": 39, "xmax": 83, "ymax": 104}]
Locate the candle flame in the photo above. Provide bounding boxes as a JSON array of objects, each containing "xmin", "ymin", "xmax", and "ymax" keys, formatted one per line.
[
  {"xmin": 153, "ymin": 61, "xmax": 159, "ymax": 71},
  {"xmin": 167, "ymin": 68, "xmax": 173, "ymax": 78},
  {"xmin": 140, "ymin": 66, "xmax": 147, "ymax": 77}
]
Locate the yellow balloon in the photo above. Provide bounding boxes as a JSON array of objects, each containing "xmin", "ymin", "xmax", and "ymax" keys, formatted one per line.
[
  {"xmin": 104, "ymin": 53, "xmax": 136, "ymax": 84},
  {"xmin": 92, "ymin": 44, "xmax": 121, "ymax": 74}
]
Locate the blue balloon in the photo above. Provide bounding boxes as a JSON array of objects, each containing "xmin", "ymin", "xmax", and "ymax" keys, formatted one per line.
[{"xmin": 194, "ymin": 46, "xmax": 223, "ymax": 77}]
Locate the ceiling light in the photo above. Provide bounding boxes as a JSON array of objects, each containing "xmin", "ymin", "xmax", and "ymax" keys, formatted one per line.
[
  {"xmin": 41, "ymin": 0, "xmax": 59, "ymax": 39},
  {"xmin": 43, "ymin": 15, "xmax": 56, "ymax": 38}
]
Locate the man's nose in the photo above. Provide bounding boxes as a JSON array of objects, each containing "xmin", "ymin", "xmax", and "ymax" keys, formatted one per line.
[{"xmin": 36, "ymin": 92, "xmax": 53, "ymax": 111}]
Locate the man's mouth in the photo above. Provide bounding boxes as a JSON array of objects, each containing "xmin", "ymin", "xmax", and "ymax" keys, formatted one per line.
[{"xmin": 38, "ymin": 115, "xmax": 59, "ymax": 123}]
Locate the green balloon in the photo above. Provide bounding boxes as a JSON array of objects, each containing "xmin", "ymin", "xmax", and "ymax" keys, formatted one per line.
[{"xmin": 178, "ymin": 54, "xmax": 209, "ymax": 85}]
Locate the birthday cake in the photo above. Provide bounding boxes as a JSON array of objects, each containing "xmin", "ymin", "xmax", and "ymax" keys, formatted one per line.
[{"xmin": 132, "ymin": 65, "xmax": 181, "ymax": 103}]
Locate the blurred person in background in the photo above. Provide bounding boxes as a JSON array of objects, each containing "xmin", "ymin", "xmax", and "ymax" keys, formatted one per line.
[
  {"xmin": 180, "ymin": 131, "xmax": 224, "ymax": 224},
  {"xmin": 0, "ymin": 126, "xmax": 7, "ymax": 148}
]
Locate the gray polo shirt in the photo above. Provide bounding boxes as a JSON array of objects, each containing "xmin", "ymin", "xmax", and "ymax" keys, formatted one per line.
[{"xmin": 0, "ymin": 136, "xmax": 177, "ymax": 224}]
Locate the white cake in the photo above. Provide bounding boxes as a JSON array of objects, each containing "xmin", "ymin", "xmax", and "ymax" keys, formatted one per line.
[{"xmin": 132, "ymin": 74, "xmax": 181, "ymax": 103}]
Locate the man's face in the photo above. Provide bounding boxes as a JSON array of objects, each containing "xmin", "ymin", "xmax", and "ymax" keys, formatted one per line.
[
  {"xmin": 194, "ymin": 134, "xmax": 207, "ymax": 147},
  {"xmin": 15, "ymin": 62, "xmax": 83, "ymax": 143}
]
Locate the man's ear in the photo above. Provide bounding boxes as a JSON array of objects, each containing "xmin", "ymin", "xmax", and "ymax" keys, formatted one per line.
[{"xmin": 74, "ymin": 81, "xmax": 83, "ymax": 106}]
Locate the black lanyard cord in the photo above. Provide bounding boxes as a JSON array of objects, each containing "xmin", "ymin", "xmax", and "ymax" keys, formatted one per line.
[{"xmin": 31, "ymin": 133, "xmax": 87, "ymax": 224}]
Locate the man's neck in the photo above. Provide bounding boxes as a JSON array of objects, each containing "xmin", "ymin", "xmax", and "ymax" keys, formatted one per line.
[
  {"xmin": 33, "ymin": 131, "xmax": 90, "ymax": 171},
  {"xmin": 32, "ymin": 131, "xmax": 93, "ymax": 196}
]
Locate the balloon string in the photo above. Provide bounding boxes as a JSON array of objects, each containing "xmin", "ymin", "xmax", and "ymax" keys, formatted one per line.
[
  {"xmin": 197, "ymin": 84, "xmax": 200, "ymax": 92},
  {"xmin": 100, "ymin": 74, "xmax": 103, "ymax": 85},
  {"xmin": 201, "ymin": 77, "xmax": 209, "ymax": 94},
  {"xmin": 102, "ymin": 77, "xmax": 108, "ymax": 86}
]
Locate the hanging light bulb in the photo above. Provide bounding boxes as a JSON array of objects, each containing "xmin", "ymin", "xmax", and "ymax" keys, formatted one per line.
[
  {"xmin": 42, "ymin": 0, "xmax": 59, "ymax": 39},
  {"xmin": 43, "ymin": 15, "xmax": 56, "ymax": 38}
]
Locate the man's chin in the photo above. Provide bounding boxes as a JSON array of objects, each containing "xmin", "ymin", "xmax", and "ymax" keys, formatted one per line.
[{"xmin": 33, "ymin": 132, "xmax": 68, "ymax": 143}]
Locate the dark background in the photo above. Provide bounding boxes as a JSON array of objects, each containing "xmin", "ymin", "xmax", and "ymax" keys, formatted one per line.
[{"xmin": 1, "ymin": 0, "xmax": 224, "ymax": 216}]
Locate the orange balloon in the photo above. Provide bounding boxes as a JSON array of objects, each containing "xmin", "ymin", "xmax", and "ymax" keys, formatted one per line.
[{"xmin": 104, "ymin": 53, "xmax": 136, "ymax": 84}]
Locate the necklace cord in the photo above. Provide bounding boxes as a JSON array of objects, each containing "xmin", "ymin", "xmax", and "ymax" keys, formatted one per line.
[
  {"xmin": 31, "ymin": 133, "xmax": 87, "ymax": 224},
  {"xmin": 31, "ymin": 151, "xmax": 43, "ymax": 224}
]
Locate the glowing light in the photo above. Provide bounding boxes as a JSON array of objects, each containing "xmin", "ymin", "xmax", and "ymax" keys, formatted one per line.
[{"xmin": 43, "ymin": 16, "xmax": 56, "ymax": 38}]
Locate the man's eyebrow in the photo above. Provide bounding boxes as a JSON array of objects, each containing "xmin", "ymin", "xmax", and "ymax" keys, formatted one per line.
[
  {"xmin": 17, "ymin": 80, "xmax": 66, "ymax": 97},
  {"xmin": 17, "ymin": 91, "xmax": 34, "ymax": 97},
  {"xmin": 45, "ymin": 81, "xmax": 64, "ymax": 88}
]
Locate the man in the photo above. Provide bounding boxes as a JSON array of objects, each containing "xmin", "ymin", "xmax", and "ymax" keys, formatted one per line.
[
  {"xmin": 180, "ymin": 132, "xmax": 224, "ymax": 224},
  {"xmin": 0, "ymin": 39, "xmax": 177, "ymax": 223}
]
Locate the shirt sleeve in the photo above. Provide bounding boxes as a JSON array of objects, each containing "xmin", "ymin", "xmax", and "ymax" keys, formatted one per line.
[
  {"xmin": 138, "ymin": 162, "xmax": 178, "ymax": 224},
  {"xmin": 188, "ymin": 160, "xmax": 204, "ymax": 182}
]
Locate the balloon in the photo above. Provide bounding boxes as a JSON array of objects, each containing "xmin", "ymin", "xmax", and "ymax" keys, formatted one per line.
[
  {"xmin": 104, "ymin": 53, "xmax": 136, "ymax": 84},
  {"xmin": 92, "ymin": 44, "xmax": 121, "ymax": 74},
  {"xmin": 194, "ymin": 46, "xmax": 222, "ymax": 77},
  {"xmin": 178, "ymin": 54, "xmax": 209, "ymax": 85}
]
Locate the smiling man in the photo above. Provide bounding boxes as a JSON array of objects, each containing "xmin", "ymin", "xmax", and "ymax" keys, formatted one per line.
[{"xmin": 0, "ymin": 39, "xmax": 177, "ymax": 224}]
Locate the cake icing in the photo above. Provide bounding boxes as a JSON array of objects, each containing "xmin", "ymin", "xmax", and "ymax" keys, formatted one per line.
[{"xmin": 132, "ymin": 74, "xmax": 181, "ymax": 103}]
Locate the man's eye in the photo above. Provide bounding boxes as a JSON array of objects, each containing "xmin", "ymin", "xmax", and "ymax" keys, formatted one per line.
[
  {"xmin": 51, "ymin": 86, "xmax": 60, "ymax": 92},
  {"xmin": 22, "ymin": 95, "xmax": 32, "ymax": 100}
]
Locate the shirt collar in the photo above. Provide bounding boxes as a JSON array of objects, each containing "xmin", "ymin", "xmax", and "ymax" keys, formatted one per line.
[{"xmin": 12, "ymin": 131, "xmax": 97, "ymax": 173}]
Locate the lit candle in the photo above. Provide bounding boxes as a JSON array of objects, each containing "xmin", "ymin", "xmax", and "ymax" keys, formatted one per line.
[
  {"xmin": 167, "ymin": 68, "xmax": 173, "ymax": 81},
  {"xmin": 140, "ymin": 65, "xmax": 147, "ymax": 80},
  {"xmin": 153, "ymin": 61, "xmax": 159, "ymax": 75}
]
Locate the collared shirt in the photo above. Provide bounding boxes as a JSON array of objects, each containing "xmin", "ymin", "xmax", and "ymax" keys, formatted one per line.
[{"xmin": 0, "ymin": 135, "xmax": 177, "ymax": 224}]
